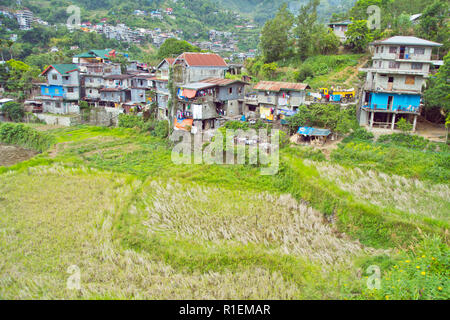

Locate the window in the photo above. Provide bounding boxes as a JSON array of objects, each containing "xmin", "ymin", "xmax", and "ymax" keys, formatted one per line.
[
  {"xmin": 414, "ymin": 47, "xmax": 425, "ymax": 55},
  {"xmin": 389, "ymin": 46, "xmax": 397, "ymax": 53},
  {"xmin": 45, "ymin": 88, "xmax": 49, "ymax": 94},
  {"xmin": 411, "ymin": 63, "xmax": 423, "ymax": 70},
  {"xmin": 380, "ymin": 46, "xmax": 384, "ymax": 53},
  {"xmin": 229, "ymin": 87, "xmax": 233, "ymax": 95},
  {"xmin": 67, "ymin": 87, "xmax": 74, "ymax": 93},
  {"xmin": 55, "ymin": 89, "xmax": 59, "ymax": 94},
  {"xmin": 52, "ymin": 74, "xmax": 58, "ymax": 80},
  {"xmin": 405, "ymin": 76, "xmax": 415, "ymax": 85},
  {"xmin": 376, "ymin": 46, "xmax": 379, "ymax": 53},
  {"xmin": 389, "ymin": 61, "xmax": 400, "ymax": 69}
]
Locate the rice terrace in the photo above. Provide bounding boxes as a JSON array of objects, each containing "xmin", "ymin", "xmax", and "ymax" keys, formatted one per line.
[{"xmin": 0, "ymin": 122, "xmax": 448, "ymax": 300}]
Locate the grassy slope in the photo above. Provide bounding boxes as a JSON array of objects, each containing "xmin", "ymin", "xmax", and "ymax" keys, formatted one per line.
[{"xmin": 0, "ymin": 124, "xmax": 448, "ymax": 299}]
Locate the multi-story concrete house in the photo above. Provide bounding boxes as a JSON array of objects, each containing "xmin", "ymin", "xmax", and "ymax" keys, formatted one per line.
[
  {"xmin": 36, "ymin": 64, "xmax": 81, "ymax": 114},
  {"xmin": 172, "ymin": 52, "xmax": 229, "ymax": 84},
  {"xmin": 176, "ymin": 78, "xmax": 248, "ymax": 130},
  {"xmin": 82, "ymin": 63, "xmax": 121, "ymax": 107},
  {"xmin": 130, "ymin": 74, "xmax": 156, "ymax": 104},
  {"xmin": 16, "ymin": 9, "xmax": 33, "ymax": 30},
  {"xmin": 99, "ymin": 74, "xmax": 132, "ymax": 108},
  {"xmin": 248, "ymin": 81, "xmax": 310, "ymax": 121},
  {"xmin": 359, "ymin": 36, "xmax": 443, "ymax": 131}
]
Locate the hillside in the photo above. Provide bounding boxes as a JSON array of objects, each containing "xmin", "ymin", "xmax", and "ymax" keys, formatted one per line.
[{"xmin": 214, "ymin": 0, "xmax": 357, "ymax": 24}]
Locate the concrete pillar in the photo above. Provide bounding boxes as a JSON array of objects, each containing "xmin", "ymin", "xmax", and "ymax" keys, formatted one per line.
[
  {"xmin": 370, "ymin": 111, "xmax": 375, "ymax": 128},
  {"xmin": 413, "ymin": 115, "xmax": 417, "ymax": 132},
  {"xmin": 391, "ymin": 113, "xmax": 396, "ymax": 130}
]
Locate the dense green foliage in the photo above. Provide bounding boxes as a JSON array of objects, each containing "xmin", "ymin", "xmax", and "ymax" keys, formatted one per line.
[
  {"xmin": 287, "ymin": 104, "xmax": 358, "ymax": 134},
  {"xmin": 157, "ymin": 38, "xmax": 201, "ymax": 60},
  {"xmin": 0, "ymin": 122, "xmax": 54, "ymax": 152},
  {"xmin": 1, "ymin": 101, "xmax": 25, "ymax": 122}
]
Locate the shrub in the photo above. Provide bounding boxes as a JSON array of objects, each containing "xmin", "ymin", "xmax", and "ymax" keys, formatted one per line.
[
  {"xmin": 363, "ymin": 236, "xmax": 450, "ymax": 300},
  {"xmin": 0, "ymin": 122, "xmax": 54, "ymax": 152},
  {"xmin": 2, "ymin": 101, "xmax": 25, "ymax": 122},
  {"xmin": 118, "ymin": 114, "xmax": 144, "ymax": 129},
  {"xmin": 397, "ymin": 118, "xmax": 413, "ymax": 133},
  {"xmin": 154, "ymin": 120, "xmax": 169, "ymax": 138},
  {"xmin": 344, "ymin": 128, "xmax": 375, "ymax": 142}
]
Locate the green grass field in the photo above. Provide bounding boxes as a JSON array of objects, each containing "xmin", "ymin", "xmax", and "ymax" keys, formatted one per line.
[{"xmin": 0, "ymin": 124, "xmax": 448, "ymax": 300}]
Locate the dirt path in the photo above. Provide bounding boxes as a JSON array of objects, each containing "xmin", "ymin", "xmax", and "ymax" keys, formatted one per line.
[
  {"xmin": 343, "ymin": 57, "xmax": 369, "ymax": 87},
  {"xmin": 0, "ymin": 144, "xmax": 38, "ymax": 167}
]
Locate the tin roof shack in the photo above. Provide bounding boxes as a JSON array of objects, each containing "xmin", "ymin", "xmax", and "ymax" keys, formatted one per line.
[
  {"xmin": 253, "ymin": 81, "xmax": 310, "ymax": 122},
  {"xmin": 359, "ymin": 36, "xmax": 443, "ymax": 131},
  {"xmin": 37, "ymin": 64, "xmax": 81, "ymax": 114},
  {"xmin": 173, "ymin": 52, "xmax": 228, "ymax": 84},
  {"xmin": 295, "ymin": 127, "xmax": 332, "ymax": 146}
]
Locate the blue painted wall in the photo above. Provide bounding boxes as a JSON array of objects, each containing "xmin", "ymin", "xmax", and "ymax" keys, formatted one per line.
[
  {"xmin": 369, "ymin": 93, "xmax": 420, "ymax": 112},
  {"xmin": 41, "ymin": 85, "xmax": 64, "ymax": 98}
]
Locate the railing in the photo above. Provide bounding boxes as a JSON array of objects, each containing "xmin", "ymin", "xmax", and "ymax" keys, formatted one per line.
[{"xmin": 365, "ymin": 104, "xmax": 420, "ymax": 113}]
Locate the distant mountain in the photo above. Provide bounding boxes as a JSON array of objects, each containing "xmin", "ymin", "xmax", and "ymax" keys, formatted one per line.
[{"xmin": 214, "ymin": 0, "xmax": 357, "ymax": 24}]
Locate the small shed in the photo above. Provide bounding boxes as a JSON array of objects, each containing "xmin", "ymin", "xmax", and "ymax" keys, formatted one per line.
[{"xmin": 296, "ymin": 127, "xmax": 332, "ymax": 145}]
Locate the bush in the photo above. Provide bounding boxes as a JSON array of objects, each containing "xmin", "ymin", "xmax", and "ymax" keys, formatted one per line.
[
  {"xmin": 154, "ymin": 120, "xmax": 169, "ymax": 138},
  {"xmin": 397, "ymin": 118, "xmax": 413, "ymax": 133},
  {"xmin": 118, "ymin": 114, "xmax": 144, "ymax": 129},
  {"xmin": 344, "ymin": 128, "xmax": 375, "ymax": 142},
  {"xmin": 0, "ymin": 122, "xmax": 54, "ymax": 152},
  {"xmin": 2, "ymin": 101, "xmax": 25, "ymax": 122},
  {"xmin": 363, "ymin": 236, "xmax": 450, "ymax": 300}
]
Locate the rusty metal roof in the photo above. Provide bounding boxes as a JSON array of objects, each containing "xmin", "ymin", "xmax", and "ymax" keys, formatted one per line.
[
  {"xmin": 176, "ymin": 53, "xmax": 228, "ymax": 67},
  {"xmin": 200, "ymin": 78, "xmax": 248, "ymax": 86},
  {"xmin": 253, "ymin": 81, "xmax": 310, "ymax": 92}
]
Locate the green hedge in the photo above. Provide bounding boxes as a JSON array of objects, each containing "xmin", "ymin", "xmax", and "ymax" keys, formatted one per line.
[{"xmin": 0, "ymin": 122, "xmax": 54, "ymax": 152}]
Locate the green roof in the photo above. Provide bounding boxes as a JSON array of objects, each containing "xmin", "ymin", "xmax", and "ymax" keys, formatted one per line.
[
  {"xmin": 74, "ymin": 50, "xmax": 113, "ymax": 59},
  {"xmin": 44, "ymin": 64, "xmax": 79, "ymax": 75}
]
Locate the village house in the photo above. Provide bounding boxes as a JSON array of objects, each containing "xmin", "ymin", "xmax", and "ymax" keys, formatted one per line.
[
  {"xmin": 99, "ymin": 74, "xmax": 132, "ymax": 108},
  {"xmin": 82, "ymin": 63, "xmax": 121, "ymax": 107},
  {"xmin": 172, "ymin": 52, "xmax": 229, "ymax": 84},
  {"xmin": 328, "ymin": 20, "xmax": 352, "ymax": 43},
  {"xmin": 359, "ymin": 36, "xmax": 443, "ymax": 131},
  {"xmin": 176, "ymin": 78, "xmax": 248, "ymax": 130},
  {"xmin": 248, "ymin": 81, "xmax": 310, "ymax": 122},
  {"xmin": 36, "ymin": 64, "xmax": 81, "ymax": 114}
]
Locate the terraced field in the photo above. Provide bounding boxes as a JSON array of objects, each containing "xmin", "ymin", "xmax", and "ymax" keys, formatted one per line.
[{"xmin": 0, "ymin": 124, "xmax": 448, "ymax": 300}]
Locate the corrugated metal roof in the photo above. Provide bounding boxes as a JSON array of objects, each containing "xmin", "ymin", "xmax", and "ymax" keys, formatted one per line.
[
  {"xmin": 176, "ymin": 53, "xmax": 228, "ymax": 67},
  {"xmin": 104, "ymin": 74, "xmax": 133, "ymax": 79},
  {"xmin": 200, "ymin": 78, "xmax": 248, "ymax": 86},
  {"xmin": 254, "ymin": 81, "xmax": 310, "ymax": 92},
  {"xmin": 372, "ymin": 36, "xmax": 442, "ymax": 47},
  {"xmin": 181, "ymin": 82, "xmax": 217, "ymax": 90},
  {"xmin": 297, "ymin": 127, "xmax": 331, "ymax": 136}
]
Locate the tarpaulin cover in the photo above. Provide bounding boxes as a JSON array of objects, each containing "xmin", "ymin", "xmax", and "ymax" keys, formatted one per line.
[
  {"xmin": 183, "ymin": 89, "xmax": 197, "ymax": 99},
  {"xmin": 174, "ymin": 118, "xmax": 194, "ymax": 131},
  {"xmin": 297, "ymin": 127, "xmax": 331, "ymax": 137},
  {"xmin": 278, "ymin": 109, "xmax": 297, "ymax": 117}
]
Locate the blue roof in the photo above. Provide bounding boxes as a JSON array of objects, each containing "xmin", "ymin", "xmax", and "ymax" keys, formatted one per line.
[{"xmin": 297, "ymin": 127, "xmax": 331, "ymax": 137}]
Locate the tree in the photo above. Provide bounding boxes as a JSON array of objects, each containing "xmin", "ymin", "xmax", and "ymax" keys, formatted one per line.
[
  {"xmin": 423, "ymin": 52, "xmax": 450, "ymax": 114},
  {"xmin": 2, "ymin": 101, "xmax": 24, "ymax": 122},
  {"xmin": 396, "ymin": 118, "xmax": 413, "ymax": 133},
  {"xmin": 345, "ymin": 19, "xmax": 373, "ymax": 53},
  {"xmin": 157, "ymin": 38, "xmax": 201, "ymax": 60},
  {"xmin": 315, "ymin": 26, "xmax": 340, "ymax": 55},
  {"xmin": 295, "ymin": 0, "xmax": 320, "ymax": 61},
  {"xmin": 259, "ymin": 3, "xmax": 294, "ymax": 63},
  {"xmin": 417, "ymin": 0, "xmax": 450, "ymax": 52}
]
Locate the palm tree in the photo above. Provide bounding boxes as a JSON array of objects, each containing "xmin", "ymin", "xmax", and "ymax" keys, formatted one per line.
[{"xmin": 6, "ymin": 40, "xmax": 14, "ymax": 60}]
